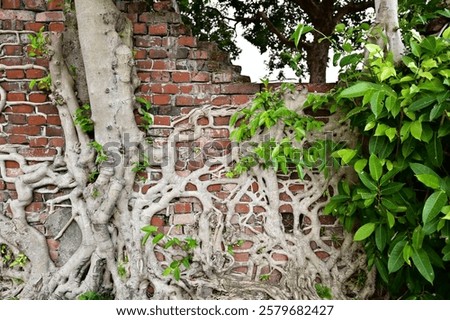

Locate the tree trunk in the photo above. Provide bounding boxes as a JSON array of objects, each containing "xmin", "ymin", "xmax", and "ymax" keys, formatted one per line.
[{"xmin": 306, "ymin": 39, "xmax": 330, "ymax": 83}]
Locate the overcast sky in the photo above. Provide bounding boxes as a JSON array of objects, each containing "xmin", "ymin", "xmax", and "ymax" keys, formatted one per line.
[{"xmin": 232, "ymin": 29, "xmax": 340, "ymax": 83}]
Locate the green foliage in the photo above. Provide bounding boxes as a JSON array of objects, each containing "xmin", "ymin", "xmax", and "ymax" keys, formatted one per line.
[
  {"xmin": 1, "ymin": 244, "xmax": 29, "ymax": 269},
  {"xmin": 141, "ymin": 225, "xmax": 198, "ymax": 281},
  {"xmin": 315, "ymin": 283, "xmax": 333, "ymax": 300},
  {"xmin": 77, "ymin": 291, "xmax": 111, "ymax": 300},
  {"xmin": 132, "ymin": 154, "xmax": 150, "ymax": 173},
  {"xmin": 89, "ymin": 141, "xmax": 108, "ymax": 165},
  {"xmin": 29, "ymin": 75, "xmax": 52, "ymax": 91},
  {"xmin": 322, "ymin": 28, "xmax": 450, "ymax": 298},
  {"xmin": 228, "ymin": 80, "xmax": 327, "ymax": 178},
  {"xmin": 136, "ymin": 97, "xmax": 153, "ymax": 131},
  {"xmin": 27, "ymin": 27, "xmax": 47, "ymax": 57},
  {"xmin": 74, "ymin": 104, "xmax": 94, "ymax": 133}
]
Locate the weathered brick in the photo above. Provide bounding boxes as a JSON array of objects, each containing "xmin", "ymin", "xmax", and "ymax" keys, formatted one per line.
[
  {"xmin": 221, "ymin": 83, "xmax": 260, "ymax": 94},
  {"xmin": 133, "ymin": 23, "xmax": 147, "ymax": 34},
  {"xmin": 172, "ymin": 214, "xmax": 195, "ymax": 225},
  {"xmin": 10, "ymin": 125, "xmax": 41, "ymax": 135},
  {"xmin": 148, "ymin": 23, "xmax": 168, "ymax": 36},
  {"xmin": 134, "ymin": 49, "xmax": 147, "ymax": 60},
  {"xmin": 47, "ymin": 115, "xmax": 61, "ymax": 125},
  {"xmin": 175, "ymin": 95, "xmax": 194, "ymax": 106},
  {"xmin": 174, "ymin": 203, "xmax": 191, "ymax": 213},
  {"xmin": 152, "ymin": 94, "xmax": 171, "ymax": 105},
  {"xmin": 148, "ymin": 48, "xmax": 168, "ymax": 59},
  {"xmin": 135, "ymin": 36, "xmax": 162, "ymax": 47},
  {"xmin": 191, "ymin": 71, "xmax": 210, "ymax": 82},
  {"xmin": 48, "ymin": 22, "xmax": 64, "ymax": 32},
  {"xmin": 8, "ymin": 114, "xmax": 27, "ymax": 124},
  {"xmin": 212, "ymin": 72, "xmax": 233, "ymax": 83},
  {"xmin": 0, "ymin": 10, "xmax": 35, "ymax": 21},
  {"xmin": 8, "ymin": 135, "xmax": 28, "ymax": 144},
  {"xmin": 7, "ymin": 92, "xmax": 26, "ymax": 101},
  {"xmin": 212, "ymin": 96, "xmax": 231, "ymax": 106},
  {"xmin": 45, "ymin": 126, "xmax": 63, "ymax": 136},
  {"xmin": 36, "ymin": 11, "xmax": 65, "ymax": 22},
  {"xmin": 2, "ymin": 0, "xmax": 21, "ymax": 9},
  {"xmin": 185, "ymin": 183, "xmax": 197, "ymax": 191},
  {"xmin": 234, "ymin": 252, "xmax": 249, "ymax": 262},
  {"xmin": 27, "ymin": 115, "xmax": 46, "ymax": 125},
  {"xmin": 18, "ymin": 147, "xmax": 57, "ymax": 158},
  {"xmin": 207, "ymin": 184, "xmax": 221, "ymax": 192},
  {"xmin": 26, "ymin": 68, "xmax": 46, "ymax": 79},
  {"xmin": 172, "ymin": 71, "xmax": 190, "ymax": 83},
  {"xmin": 178, "ymin": 36, "xmax": 197, "ymax": 47},
  {"xmin": 6, "ymin": 69, "xmax": 25, "ymax": 79},
  {"xmin": 24, "ymin": 0, "xmax": 47, "ymax": 11},
  {"xmin": 29, "ymin": 137, "xmax": 48, "ymax": 147},
  {"xmin": 279, "ymin": 204, "xmax": 293, "ymax": 213},
  {"xmin": 8, "ymin": 105, "xmax": 34, "ymax": 113},
  {"xmin": 4, "ymin": 45, "xmax": 23, "ymax": 56},
  {"xmin": 47, "ymin": 0, "xmax": 64, "ymax": 11},
  {"xmin": 153, "ymin": 115, "xmax": 171, "ymax": 126},
  {"xmin": 37, "ymin": 104, "xmax": 58, "ymax": 114},
  {"xmin": 28, "ymin": 92, "xmax": 48, "ymax": 103},
  {"xmin": 235, "ymin": 204, "xmax": 250, "ymax": 213}
]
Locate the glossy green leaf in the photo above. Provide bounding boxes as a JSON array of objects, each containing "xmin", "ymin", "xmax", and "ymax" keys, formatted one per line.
[
  {"xmin": 381, "ymin": 182, "xmax": 405, "ymax": 196},
  {"xmin": 410, "ymin": 121, "xmax": 422, "ymax": 140},
  {"xmin": 375, "ymin": 258, "xmax": 389, "ymax": 283},
  {"xmin": 412, "ymin": 248, "xmax": 435, "ymax": 284},
  {"xmin": 375, "ymin": 224, "xmax": 388, "ymax": 252},
  {"xmin": 388, "ymin": 240, "xmax": 406, "ymax": 273},
  {"xmin": 408, "ymin": 95, "xmax": 436, "ymax": 112},
  {"xmin": 369, "ymin": 154, "xmax": 383, "ymax": 182},
  {"xmin": 354, "ymin": 159, "xmax": 367, "ymax": 173},
  {"xmin": 152, "ymin": 233, "xmax": 164, "ymax": 244},
  {"xmin": 403, "ymin": 243, "xmax": 412, "ymax": 265},
  {"xmin": 427, "ymin": 134, "xmax": 443, "ymax": 167},
  {"xmin": 358, "ymin": 171, "xmax": 378, "ymax": 191},
  {"xmin": 354, "ymin": 222, "xmax": 376, "ymax": 241},
  {"xmin": 412, "ymin": 226, "xmax": 424, "ymax": 250},
  {"xmin": 416, "ymin": 174, "xmax": 440, "ymax": 189},
  {"xmin": 387, "ymin": 211, "xmax": 395, "ymax": 229},
  {"xmin": 423, "ymin": 191, "xmax": 447, "ymax": 224},
  {"xmin": 370, "ymin": 91, "xmax": 384, "ymax": 118},
  {"xmin": 339, "ymin": 82, "xmax": 377, "ymax": 98}
]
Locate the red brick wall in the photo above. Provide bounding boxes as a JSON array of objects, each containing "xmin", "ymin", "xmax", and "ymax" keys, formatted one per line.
[{"xmin": 0, "ymin": 0, "xmax": 339, "ymax": 274}]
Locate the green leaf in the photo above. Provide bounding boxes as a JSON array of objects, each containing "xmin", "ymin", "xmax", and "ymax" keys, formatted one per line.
[
  {"xmin": 292, "ymin": 24, "xmax": 314, "ymax": 47},
  {"xmin": 354, "ymin": 222, "xmax": 376, "ymax": 241},
  {"xmin": 381, "ymin": 182, "xmax": 404, "ymax": 196},
  {"xmin": 423, "ymin": 191, "xmax": 448, "ymax": 224},
  {"xmin": 408, "ymin": 95, "xmax": 436, "ymax": 112},
  {"xmin": 388, "ymin": 240, "xmax": 406, "ymax": 273},
  {"xmin": 429, "ymin": 102, "xmax": 446, "ymax": 121},
  {"xmin": 410, "ymin": 163, "xmax": 439, "ymax": 177},
  {"xmin": 411, "ymin": 248, "xmax": 435, "ymax": 284},
  {"xmin": 385, "ymin": 128, "xmax": 397, "ymax": 142},
  {"xmin": 152, "ymin": 233, "xmax": 164, "ymax": 244},
  {"xmin": 141, "ymin": 225, "xmax": 158, "ymax": 233},
  {"xmin": 369, "ymin": 154, "xmax": 383, "ymax": 182},
  {"xmin": 141, "ymin": 233, "xmax": 150, "ymax": 246},
  {"xmin": 426, "ymin": 134, "xmax": 443, "ymax": 167},
  {"xmin": 379, "ymin": 66, "xmax": 396, "ymax": 82},
  {"xmin": 412, "ymin": 225, "xmax": 425, "ymax": 250},
  {"xmin": 354, "ymin": 159, "xmax": 367, "ymax": 173},
  {"xmin": 162, "ymin": 267, "xmax": 172, "ymax": 277},
  {"xmin": 375, "ymin": 257, "xmax": 389, "ymax": 283},
  {"xmin": 332, "ymin": 148, "xmax": 357, "ymax": 165},
  {"xmin": 410, "ymin": 121, "xmax": 422, "ymax": 141},
  {"xmin": 339, "ymin": 82, "xmax": 377, "ymax": 98},
  {"xmin": 358, "ymin": 171, "xmax": 378, "ymax": 191},
  {"xmin": 173, "ymin": 267, "xmax": 181, "ymax": 281},
  {"xmin": 370, "ymin": 91, "xmax": 385, "ymax": 118},
  {"xmin": 403, "ymin": 243, "xmax": 412, "ymax": 265},
  {"xmin": 415, "ymin": 174, "xmax": 440, "ymax": 190},
  {"xmin": 375, "ymin": 224, "xmax": 388, "ymax": 252}
]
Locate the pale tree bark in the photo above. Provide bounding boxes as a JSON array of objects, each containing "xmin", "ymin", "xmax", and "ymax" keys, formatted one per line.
[{"xmin": 373, "ymin": 0, "xmax": 405, "ymax": 63}]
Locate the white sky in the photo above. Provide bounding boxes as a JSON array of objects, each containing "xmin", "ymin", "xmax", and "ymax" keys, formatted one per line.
[{"xmin": 232, "ymin": 30, "xmax": 340, "ymax": 83}]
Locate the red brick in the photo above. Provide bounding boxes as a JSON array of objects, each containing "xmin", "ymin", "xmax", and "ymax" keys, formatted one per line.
[
  {"xmin": 4, "ymin": 45, "xmax": 23, "ymax": 56},
  {"xmin": 49, "ymin": 22, "xmax": 64, "ymax": 32},
  {"xmin": 26, "ymin": 202, "xmax": 44, "ymax": 212},
  {"xmin": 272, "ymin": 253, "xmax": 288, "ymax": 261},
  {"xmin": 47, "ymin": 115, "xmax": 61, "ymax": 125},
  {"xmin": 212, "ymin": 96, "xmax": 231, "ymax": 106},
  {"xmin": 27, "ymin": 115, "xmax": 46, "ymax": 125},
  {"xmin": 37, "ymin": 104, "xmax": 58, "ymax": 114},
  {"xmin": 172, "ymin": 72, "xmax": 191, "ymax": 83},
  {"xmin": 47, "ymin": 0, "xmax": 64, "ymax": 10},
  {"xmin": 2, "ymin": 0, "xmax": 21, "ymax": 9},
  {"xmin": 205, "ymin": 129, "xmax": 229, "ymax": 138},
  {"xmin": 24, "ymin": 22, "xmax": 46, "ymax": 32},
  {"xmin": 29, "ymin": 137, "xmax": 48, "ymax": 147},
  {"xmin": 192, "ymin": 71, "xmax": 210, "ymax": 82},
  {"xmin": 232, "ymin": 95, "xmax": 251, "ymax": 105},
  {"xmin": 36, "ymin": 11, "xmax": 65, "ymax": 22},
  {"xmin": 150, "ymin": 71, "xmax": 170, "ymax": 82},
  {"xmin": 8, "ymin": 135, "xmax": 28, "ymax": 144},
  {"xmin": 150, "ymin": 215, "xmax": 165, "ymax": 227},
  {"xmin": 212, "ymin": 116, "xmax": 230, "ymax": 126},
  {"xmin": 189, "ymin": 50, "xmax": 209, "ymax": 60},
  {"xmin": 178, "ymin": 36, "xmax": 197, "ymax": 47},
  {"xmin": 135, "ymin": 36, "xmax": 162, "ymax": 47},
  {"xmin": 10, "ymin": 125, "xmax": 41, "ymax": 135},
  {"xmin": 154, "ymin": 115, "xmax": 170, "ymax": 126},
  {"xmin": 0, "ymin": 57, "xmax": 22, "ymax": 66},
  {"xmin": 152, "ymin": 94, "xmax": 171, "ymax": 105},
  {"xmin": 197, "ymin": 117, "xmax": 209, "ymax": 125},
  {"xmin": 6, "ymin": 70, "xmax": 25, "ymax": 79},
  {"xmin": 212, "ymin": 72, "xmax": 233, "ymax": 83},
  {"xmin": 137, "ymin": 60, "xmax": 153, "ymax": 69},
  {"xmin": 0, "ymin": 181, "xmax": 5, "ymax": 190},
  {"xmin": 174, "ymin": 203, "xmax": 191, "ymax": 213},
  {"xmin": 18, "ymin": 147, "xmax": 57, "ymax": 158},
  {"xmin": 148, "ymin": 48, "xmax": 168, "ymax": 59},
  {"xmin": 152, "ymin": 60, "xmax": 175, "ymax": 70},
  {"xmin": 46, "ymin": 238, "xmax": 60, "ymax": 251},
  {"xmin": 26, "ymin": 68, "xmax": 46, "ymax": 79},
  {"xmin": 235, "ymin": 204, "xmax": 250, "ymax": 213},
  {"xmin": 28, "ymin": 92, "xmax": 48, "ymax": 103},
  {"xmin": 319, "ymin": 215, "xmax": 336, "ymax": 225},
  {"xmin": 185, "ymin": 183, "xmax": 197, "ymax": 191},
  {"xmin": 161, "ymin": 84, "xmax": 178, "ymax": 94},
  {"xmin": 207, "ymin": 184, "xmax": 221, "ymax": 192},
  {"xmin": 148, "ymin": 23, "xmax": 168, "ymax": 36},
  {"xmin": 8, "ymin": 114, "xmax": 27, "ymax": 124},
  {"xmin": 134, "ymin": 49, "xmax": 147, "ymax": 60},
  {"xmin": 46, "ymin": 126, "xmax": 63, "ymax": 136},
  {"xmin": 280, "ymin": 204, "xmax": 293, "ymax": 213},
  {"xmin": 234, "ymin": 252, "xmax": 249, "ymax": 262},
  {"xmin": 7, "ymin": 92, "xmax": 26, "ymax": 101},
  {"xmin": 315, "ymin": 251, "xmax": 330, "ymax": 260},
  {"xmin": 180, "ymin": 84, "xmax": 193, "ymax": 94},
  {"xmin": 253, "ymin": 206, "xmax": 266, "ymax": 213},
  {"xmin": 24, "ymin": 0, "xmax": 46, "ymax": 11},
  {"xmin": 133, "ymin": 23, "xmax": 147, "ymax": 34},
  {"xmin": 176, "ymin": 95, "xmax": 194, "ymax": 106},
  {"xmin": 9, "ymin": 105, "xmax": 34, "ymax": 113},
  {"xmin": 221, "ymin": 83, "xmax": 260, "ymax": 94}
]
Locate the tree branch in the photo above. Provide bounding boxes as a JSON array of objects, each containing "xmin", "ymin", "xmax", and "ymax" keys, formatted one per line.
[{"xmin": 333, "ymin": 0, "xmax": 375, "ymax": 25}]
